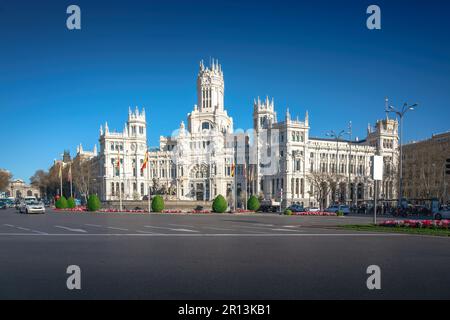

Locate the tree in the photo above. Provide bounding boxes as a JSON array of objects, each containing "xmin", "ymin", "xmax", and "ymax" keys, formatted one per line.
[
  {"xmin": 87, "ymin": 195, "xmax": 101, "ymax": 211},
  {"xmin": 55, "ymin": 196, "xmax": 68, "ymax": 209},
  {"xmin": 0, "ymin": 169, "xmax": 11, "ymax": 191},
  {"xmin": 307, "ymin": 172, "xmax": 345, "ymax": 210},
  {"xmin": 72, "ymin": 157, "xmax": 92, "ymax": 203},
  {"xmin": 212, "ymin": 195, "xmax": 227, "ymax": 213},
  {"xmin": 67, "ymin": 197, "xmax": 76, "ymax": 208},
  {"xmin": 30, "ymin": 169, "xmax": 49, "ymax": 198},
  {"xmin": 151, "ymin": 195, "xmax": 164, "ymax": 212},
  {"xmin": 247, "ymin": 195, "xmax": 260, "ymax": 211}
]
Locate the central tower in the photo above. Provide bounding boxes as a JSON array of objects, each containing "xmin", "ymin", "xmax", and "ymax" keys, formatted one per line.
[{"xmin": 197, "ymin": 59, "xmax": 224, "ymax": 112}]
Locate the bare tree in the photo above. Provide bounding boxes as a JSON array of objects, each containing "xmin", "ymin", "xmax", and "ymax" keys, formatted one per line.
[
  {"xmin": 72, "ymin": 158, "xmax": 92, "ymax": 203},
  {"xmin": 0, "ymin": 169, "xmax": 12, "ymax": 191},
  {"xmin": 307, "ymin": 172, "xmax": 345, "ymax": 210}
]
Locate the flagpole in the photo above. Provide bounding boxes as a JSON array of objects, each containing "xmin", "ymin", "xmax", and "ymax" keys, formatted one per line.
[
  {"xmin": 119, "ymin": 149, "xmax": 122, "ymax": 212},
  {"xmin": 69, "ymin": 163, "xmax": 73, "ymax": 198},
  {"xmin": 60, "ymin": 162, "xmax": 63, "ymax": 198},
  {"xmin": 147, "ymin": 151, "xmax": 150, "ymax": 213}
]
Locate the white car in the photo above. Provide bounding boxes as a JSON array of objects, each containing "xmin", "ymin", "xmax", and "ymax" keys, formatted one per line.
[
  {"xmin": 434, "ymin": 209, "xmax": 450, "ymax": 220},
  {"xmin": 308, "ymin": 207, "xmax": 320, "ymax": 212},
  {"xmin": 19, "ymin": 200, "xmax": 45, "ymax": 214}
]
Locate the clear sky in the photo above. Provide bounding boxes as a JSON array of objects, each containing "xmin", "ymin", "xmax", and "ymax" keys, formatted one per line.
[{"xmin": 1, "ymin": 0, "xmax": 449, "ymax": 182}]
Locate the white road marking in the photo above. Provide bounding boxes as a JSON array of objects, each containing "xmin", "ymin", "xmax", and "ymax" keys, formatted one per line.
[
  {"xmin": 3, "ymin": 224, "xmax": 47, "ymax": 234},
  {"xmin": 168, "ymin": 223, "xmax": 196, "ymax": 228},
  {"xmin": 271, "ymin": 228, "xmax": 303, "ymax": 232},
  {"xmin": 203, "ymin": 226, "xmax": 235, "ymax": 231},
  {"xmin": 143, "ymin": 225, "xmax": 199, "ymax": 233},
  {"xmin": 54, "ymin": 226, "xmax": 87, "ymax": 233},
  {"xmin": 107, "ymin": 226, "xmax": 129, "ymax": 231},
  {"xmin": 0, "ymin": 233, "xmax": 410, "ymax": 237},
  {"xmin": 85, "ymin": 224, "xmax": 128, "ymax": 231}
]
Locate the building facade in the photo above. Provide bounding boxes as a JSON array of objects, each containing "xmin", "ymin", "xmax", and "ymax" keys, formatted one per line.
[
  {"xmin": 402, "ymin": 132, "xmax": 450, "ymax": 203},
  {"xmin": 79, "ymin": 60, "xmax": 399, "ymax": 208},
  {"xmin": 5, "ymin": 179, "xmax": 41, "ymax": 199}
]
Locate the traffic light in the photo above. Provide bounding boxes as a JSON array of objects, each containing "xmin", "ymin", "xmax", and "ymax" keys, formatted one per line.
[{"xmin": 446, "ymin": 158, "xmax": 450, "ymax": 175}]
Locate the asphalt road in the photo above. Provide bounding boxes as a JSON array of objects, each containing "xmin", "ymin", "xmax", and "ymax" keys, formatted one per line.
[{"xmin": 0, "ymin": 208, "xmax": 449, "ymax": 299}]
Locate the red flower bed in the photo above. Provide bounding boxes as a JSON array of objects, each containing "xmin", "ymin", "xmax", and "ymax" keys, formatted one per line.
[
  {"xmin": 162, "ymin": 209, "xmax": 183, "ymax": 214},
  {"xmin": 55, "ymin": 207, "xmax": 87, "ymax": 212},
  {"xmin": 97, "ymin": 208, "xmax": 147, "ymax": 213},
  {"xmin": 291, "ymin": 211, "xmax": 337, "ymax": 216},
  {"xmin": 379, "ymin": 219, "xmax": 450, "ymax": 230}
]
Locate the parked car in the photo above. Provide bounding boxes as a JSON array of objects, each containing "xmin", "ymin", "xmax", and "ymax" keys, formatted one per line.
[
  {"xmin": 0, "ymin": 200, "xmax": 7, "ymax": 210},
  {"xmin": 288, "ymin": 204, "xmax": 305, "ymax": 212},
  {"xmin": 258, "ymin": 199, "xmax": 281, "ymax": 213},
  {"xmin": 308, "ymin": 207, "xmax": 320, "ymax": 212},
  {"xmin": 325, "ymin": 205, "xmax": 350, "ymax": 215},
  {"xmin": 434, "ymin": 209, "xmax": 450, "ymax": 220},
  {"xmin": 19, "ymin": 200, "xmax": 45, "ymax": 214}
]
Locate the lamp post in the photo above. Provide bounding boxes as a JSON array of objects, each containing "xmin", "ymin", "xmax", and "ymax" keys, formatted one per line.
[
  {"xmin": 326, "ymin": 129, "xmax": 346, "ymax": 203},
  {"xmin": 386, "ymin": 102, "xmax": 418, "ymax": 206}
]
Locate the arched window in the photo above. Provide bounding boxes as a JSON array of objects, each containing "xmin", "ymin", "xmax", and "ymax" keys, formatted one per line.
[{"xmin": 202, "ymin": 122, "xmax": 210, "ymax": 130}]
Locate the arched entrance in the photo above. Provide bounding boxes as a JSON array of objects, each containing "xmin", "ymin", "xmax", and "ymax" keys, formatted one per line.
[{"xmin": 189, "ymin": 164, "xmax": 210, "ymax": 201}]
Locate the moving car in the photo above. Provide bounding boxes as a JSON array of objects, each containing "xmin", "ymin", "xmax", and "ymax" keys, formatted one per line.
[
  {"xmin": 325, "ymin": 205, "xmax": 350, "ymax": 215},
  {"xmin": 0, "ymin": 200, "xmax": 7, "ymax": 209},
  {"xmin": 434, "ymin": 208, "xmax": 450, "ymax": 220},
  {"xmin": 19, "ymin": 200, "xmax": 46, "ymax": 214}
]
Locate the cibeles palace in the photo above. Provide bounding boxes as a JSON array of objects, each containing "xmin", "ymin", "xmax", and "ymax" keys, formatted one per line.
[{"xmin": 76, "ymin": 60, "xmax": 399, "ymax": 208}]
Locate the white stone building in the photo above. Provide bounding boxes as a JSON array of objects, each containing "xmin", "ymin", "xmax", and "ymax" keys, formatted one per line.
[{"xmin": 83, "ymin": 60, "xmax": 399, "ymax": 208}]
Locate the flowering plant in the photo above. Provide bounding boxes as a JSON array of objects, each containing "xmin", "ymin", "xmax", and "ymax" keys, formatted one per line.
[{"xmin": 379, "ymin": 219, "xmax": 450, "ymax": 230}]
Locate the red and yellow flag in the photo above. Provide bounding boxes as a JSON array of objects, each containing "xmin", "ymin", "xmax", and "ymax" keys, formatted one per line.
[
  {"xmin": 116, "ymin": 149, "xmax": 120, "ymax": 168},
  {"xmin": 141, "ymin": 151, "xmax": 149, "ymax": 171},
  {"xmin": 231, "ymin": 163, "xmax": 235, "ymax": 177}
]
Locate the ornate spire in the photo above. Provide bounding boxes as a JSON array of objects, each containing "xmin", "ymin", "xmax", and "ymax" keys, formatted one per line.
[
  {"xmin": 286, "ymin": 107, "xmax": 291, "ymax": 121},
  {"xmin": 105, "ymin": 122, "xmax": 109, "ymax": 133},
  {"xmin": 99, "ymin": 124, "xmax": 103, "ymax": 136},
  {"xmin": 305, "ymin": 110, "xmax": 309, "ymax": 125}
]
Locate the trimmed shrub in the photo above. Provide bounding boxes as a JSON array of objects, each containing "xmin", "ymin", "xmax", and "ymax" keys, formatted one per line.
[
  {"xmin": 87, "ymin": 195, "xmax": 101, "ymax": 211},
  {"xmin": 284, "ymin": 209, "xmax": 292, "ymax": 215},
  {"xmin": 151, "ymin": 195, "xmax": 165, "ymax": 212},
  {"xmin": 55, "ymin": 196, "xmax": 68, "ymax": 209},
  {"xmin": 247, "ymin": 195, "xmax": 260, "ymax": 211},
  {"xmin": 336, "ymin": 210, "xmax": 344, "ymax": 217},
  {"xmin": 212, "ymin": 195, "xmax": 228, "ymax": 213},
  {"xmin": 67, "ymin": 197, "xmax": 76, "ymax": 209}
]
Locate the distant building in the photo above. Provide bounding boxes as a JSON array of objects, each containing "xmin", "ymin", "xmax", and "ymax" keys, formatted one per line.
[
  {"xmin": 403, "ymin": 132, "xmax": 450, "ymax": 203},
  {"xmin": 5, "ymin": 179, "xmax": 41, "ymax": 199}
]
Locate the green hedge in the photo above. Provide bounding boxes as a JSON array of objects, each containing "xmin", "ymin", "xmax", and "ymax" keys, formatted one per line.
[
  {"xmin": 55, "ymin": 196, "xmax": 68, "ymax": 209},
  {"xmin": 87, "ymin": 195, "xmax": 101, "ymax": 211},
  {"xmin": 212, "ymin": 195, "xmax": 227, "ymax": 213},
  {"xmin": 151, "ymin": 195, "xmax": 165, "ymax": 212},
  {"xmin": 284, "ymin": 209, "xmax": 292, "ymax": 215},
  {"xmin": 67, "ymin": 197, "xmax": 76, "ymax": 209},
  {"xmin": 247, "ymin": 195, "xmax": 260, "ymax": 211}
]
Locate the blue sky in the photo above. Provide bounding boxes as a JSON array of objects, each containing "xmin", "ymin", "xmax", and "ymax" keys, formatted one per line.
[{"xmin": 1, "ymin": 0, "xmax": 449, "ymax": 182}]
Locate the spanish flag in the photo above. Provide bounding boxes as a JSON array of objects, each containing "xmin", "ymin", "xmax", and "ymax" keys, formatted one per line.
[
  {"xmin": 141, "ymin": 151, "xmax": 149, "ymax": 171},
  {"xmin": 116, "ymin": 150, "xmax": 120, "ymax": 169},
  {"xmin": 231, "ymin": 163, "xmax": 235, "ymax": 177}
]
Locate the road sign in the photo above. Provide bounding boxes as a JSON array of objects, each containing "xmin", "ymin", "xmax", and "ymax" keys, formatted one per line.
[{"xmin": 372, "ymin": 155, "xmax": 383, "ymax": 181}]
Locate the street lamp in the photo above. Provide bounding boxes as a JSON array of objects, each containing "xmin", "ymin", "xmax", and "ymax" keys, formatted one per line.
[
  {"xmin": 386, "ymin": 102, "xmax": 418, "ymax": 206},
  {"xmin": 326, "ymin": 129, "xmax": 346, "ymax": 204}
]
